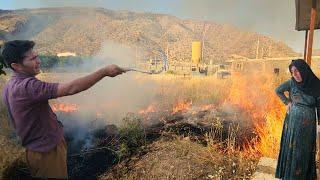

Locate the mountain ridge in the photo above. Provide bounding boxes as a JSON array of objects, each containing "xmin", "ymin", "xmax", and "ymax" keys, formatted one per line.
[{"xmin": 0, "ymin": 7, "xmax": 297, "ymax": 62}]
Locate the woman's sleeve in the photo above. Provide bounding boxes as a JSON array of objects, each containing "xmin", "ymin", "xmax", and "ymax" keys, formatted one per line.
[
  {"xmin": 315, "ymin": 97, "xmax": 320, "ymax": 125},
  {"xmin": 275, "ymin": 80, "xmax": 291, "ymax": 105}
]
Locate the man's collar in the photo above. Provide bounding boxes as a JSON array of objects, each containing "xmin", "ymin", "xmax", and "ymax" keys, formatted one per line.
[{"xmin": 12, "ymin": 71, "xmax": 34, "ymax": 78}]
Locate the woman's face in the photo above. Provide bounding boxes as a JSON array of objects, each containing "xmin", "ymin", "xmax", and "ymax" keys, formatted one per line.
[{"xmin": 290, "ymin": 66, "xmax": 302, "ymax": 82}]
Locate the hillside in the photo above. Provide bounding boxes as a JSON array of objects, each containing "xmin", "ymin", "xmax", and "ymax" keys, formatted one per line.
[{"xmin": 0, "ymin": 7, "xmax": 297, "ymax": 62}]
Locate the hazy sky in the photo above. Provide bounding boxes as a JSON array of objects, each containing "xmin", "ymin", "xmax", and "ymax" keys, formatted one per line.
[{"xmin": 1, "ymin": 0, "xmax": 319, "ymax": 53}]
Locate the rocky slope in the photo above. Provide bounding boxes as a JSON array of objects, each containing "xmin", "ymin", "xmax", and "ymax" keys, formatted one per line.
[{"xmin": 0, "ymin": 7, "xmax": 297, "ymax": 62}]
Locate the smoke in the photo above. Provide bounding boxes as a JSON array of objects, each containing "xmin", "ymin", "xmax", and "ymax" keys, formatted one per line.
[
  {"xmin": 52, "ymin": 41, "xmax": 159, "ymax": 126},
  {"xmin": 1, "ymin": 6, "xmax": 161, "ymax": 150},
  {"xmin": 171, "ymin": 0, "xmax": 320, "ymax": 53},
  {"xmin": 43, "ymin": 40, "xmax": 162, "ymax": 166},
  {"xmin": 87, "ymin": 41, "xmax": 137, "ymax": 69}
]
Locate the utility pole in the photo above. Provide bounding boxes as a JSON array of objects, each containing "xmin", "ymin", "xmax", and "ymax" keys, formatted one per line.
[
  {"xmin": 166, "ymin": 41, "xmax": 169, "ymax": 70},
  {"xmin": 268, "ymin": 43, "xmax": 272, "ymax": 57},
  {"xmin": 159, "ymin": 29, "xmax": 171, "ymax": 71},
  {"xmin": 201, "ymin": 24, "xmax": 210, "ymax": 62},
  {"xmin": 135, "ymin": 45, "xmax": 139, "ymax": 66},
  {"xmin": 256, "ymin": 37, "xmax": 260, "ymax": 59},
  {"xmin": 166, "ymin": 40, "xmax": 169, "ymax": 63},
  {"xmin": 202, "ymin": 24, "xmax": 210, "ymax": 62}
]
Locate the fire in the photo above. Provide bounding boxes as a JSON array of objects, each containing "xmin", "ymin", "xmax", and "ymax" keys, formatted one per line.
[
  {"xmin": 139, "ymin": 104, "xmax": 156, "ymax": 114},
  {"xmin": 47, "ymin": 73, "xmax": 286, "ymax": 158},
  {"xmin": 226, "ymin": 73, "xmax": 285, "ymax": 158},
  {"xmin": 96, "ymin": 112, "xmax": 103, "ymax": 118},
  {"xmin": 172, "ymin": 101, "xmax": 192, "ymax": 114},
  {"xmin": 199, "ymin": 104, "xmax": 215, "ymax": 111},
  {"xmin": 254, "ymin": 92, "xmax": 285, "ymax": 157},
  {"xmin": 51, "ymin": 103, "xmax": 78, "ymax": 113}
]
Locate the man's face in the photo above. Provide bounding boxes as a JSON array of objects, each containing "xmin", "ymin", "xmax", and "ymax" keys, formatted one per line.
[{"xmin": 18, "ymin": 49, "xmax": 41, "ymax": 76}]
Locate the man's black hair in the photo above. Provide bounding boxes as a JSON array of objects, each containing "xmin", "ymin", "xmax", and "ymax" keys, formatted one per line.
[{"xmin": 1, "ymin": 40, "xmax": 35, "ymax": 70}]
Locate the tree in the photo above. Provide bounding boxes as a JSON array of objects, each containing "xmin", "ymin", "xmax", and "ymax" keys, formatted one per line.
[{"xmin": 0, "ymin": 55, "xmax": 7, "ymax": 76}]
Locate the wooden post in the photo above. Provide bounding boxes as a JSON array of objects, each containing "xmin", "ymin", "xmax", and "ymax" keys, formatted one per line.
[
  {"xmin": 304, "ymin": 30, "xmax": 308, "ymax": 60},
  {"xmin": 306, "ymin": 0, "xmax": 317, "ymax": 65}
]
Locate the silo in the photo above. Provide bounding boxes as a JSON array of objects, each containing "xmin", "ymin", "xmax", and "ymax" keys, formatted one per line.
[{"xmin": 192, "ymin": 41, "xmax": 202, "ymax": 66}]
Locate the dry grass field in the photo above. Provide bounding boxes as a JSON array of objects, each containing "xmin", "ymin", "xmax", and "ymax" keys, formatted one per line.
[{"xmin": 0, "ymin": 71, "xmax": 289, "ymax": 179}]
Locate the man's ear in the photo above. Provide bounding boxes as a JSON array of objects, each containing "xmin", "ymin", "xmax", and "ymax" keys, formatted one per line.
[{"xmin": 11, "ymin": 63, "xmax": 22, "ymax": 71}]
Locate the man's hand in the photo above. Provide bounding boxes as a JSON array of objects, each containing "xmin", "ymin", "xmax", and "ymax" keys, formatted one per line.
[
  {"xmin": 104, "ymin": 65, "xmax": 125, "ymax": 77},
  {"xmin": 286, "ymin": 102, "xmax": 292, "ymax": 114}
]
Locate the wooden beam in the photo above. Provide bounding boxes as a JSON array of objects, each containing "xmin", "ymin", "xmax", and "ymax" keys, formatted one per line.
[
  {"xmin": 304, "ymin": 30, "xmax": 308, "ymax": 60},
  {"xmin": 306, "ymin": 0, "xmax": 317, "ymax": 65}
]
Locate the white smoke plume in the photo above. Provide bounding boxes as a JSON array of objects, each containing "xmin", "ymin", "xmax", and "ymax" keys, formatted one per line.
[{"xmin": 51, "ymin": 41, "xmax": 159, "ymax": 126}]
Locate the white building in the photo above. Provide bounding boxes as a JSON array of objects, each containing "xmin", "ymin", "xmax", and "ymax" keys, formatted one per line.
[{"xmin": 57, "ymin": 52, "xmax": 77, "ymax": 57}]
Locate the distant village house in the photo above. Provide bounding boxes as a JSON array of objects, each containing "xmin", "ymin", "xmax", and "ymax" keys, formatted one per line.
[{"xmin": 57, "ymin": 52, "xmax": 77, "ymax": 57}]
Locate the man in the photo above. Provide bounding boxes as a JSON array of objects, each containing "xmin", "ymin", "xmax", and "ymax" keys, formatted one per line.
[{"xmin": 1, "ymin": 40, "xmax": 125, "ymax": 179}]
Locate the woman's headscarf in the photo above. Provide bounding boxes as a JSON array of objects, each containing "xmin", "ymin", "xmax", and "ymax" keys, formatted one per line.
[{"xmin": 289, "ymin": 59, "xmax": 320, "ymax": 97}]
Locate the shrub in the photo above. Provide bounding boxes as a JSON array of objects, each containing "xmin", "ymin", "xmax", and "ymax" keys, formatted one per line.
[{"xmin": 118, "ymin": 113, "xmax": 146, "ymax": 157}]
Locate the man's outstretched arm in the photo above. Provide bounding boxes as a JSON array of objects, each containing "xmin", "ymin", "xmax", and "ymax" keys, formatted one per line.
[{"xmin": 56, "ymin": 64, "xmax": 124, "ymax": 97}]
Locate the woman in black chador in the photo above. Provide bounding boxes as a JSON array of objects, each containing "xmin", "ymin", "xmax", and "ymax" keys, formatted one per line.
[{"xmin": 275, "ymin": 59, "xmax": 320, "ymax": 179}]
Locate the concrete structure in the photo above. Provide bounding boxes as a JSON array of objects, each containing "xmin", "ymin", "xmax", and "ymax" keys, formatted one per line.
[{"xmin": 228, "ymin": 56, "xmax": 320, "ymax": 75}]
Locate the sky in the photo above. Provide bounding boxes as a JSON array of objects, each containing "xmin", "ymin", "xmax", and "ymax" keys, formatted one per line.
[{"xmin": 1, "ymin": 0, "xmax": 319, "ymax": 53}]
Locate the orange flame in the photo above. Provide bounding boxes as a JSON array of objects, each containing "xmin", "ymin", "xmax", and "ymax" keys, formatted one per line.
[
  {"xmin": 226, "ymin": 73, "xmax": 285, "ymax": 158},
  {"xmin": 51, "ymin": 103, "xmax": 78, "ymax": 113},
  {"xmin": 172, "ymin": 101, "xmax": 192, "ymax": 114},
  {"xmin": 139, "ymin": 104, "xmax": 156, "ymax": 114},
  {"xmin": 199, "ymin": 104, "xmax": 215, "ymax": 111},
  {"xmin": 96, "ymin": 112, "xmax": 103, "ymax": 118},
  {"xmin": 253, "ymin": 92, "xmax": 285, "ymax": 157}
]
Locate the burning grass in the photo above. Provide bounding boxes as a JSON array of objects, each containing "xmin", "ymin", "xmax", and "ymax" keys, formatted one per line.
[
  {"xmin": 99, "ymin": 72, "xmax": 289, "ymax": 179},
  {"xmin": 224, "ymin": 72, "xmax": 287, "ymax": 157},
  {"xmin": 136, "ymin": 73, "xmax": 287, "ymax": 158},
  {"xmin": 52, "ymin": 103, "xmax": 78, "ymax": 113}
]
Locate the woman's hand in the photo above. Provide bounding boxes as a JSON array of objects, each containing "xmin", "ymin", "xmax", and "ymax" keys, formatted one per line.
[{"xmin": 286, "ymin": 102, "xmax": 292, "ymax": 114}]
